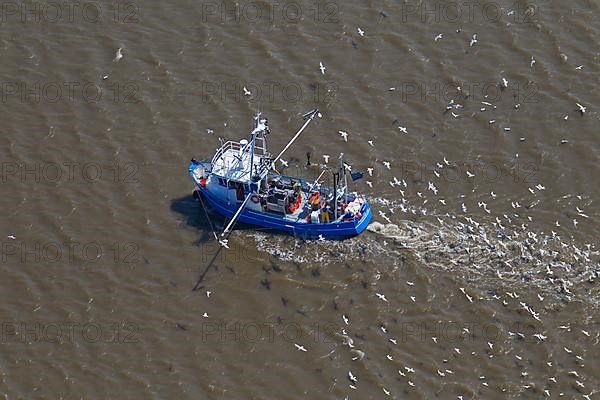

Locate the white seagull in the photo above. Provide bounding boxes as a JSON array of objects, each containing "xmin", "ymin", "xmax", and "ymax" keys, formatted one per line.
[
  {"xmin": 470, "ymin": 33, "xmax": 477, "ymax": 47},
  {"xmin": 319, "ymin": 62, "xmax": 326, "ymax": 75},
  {"xmin": 113, "ymin": 47, "xmax": 124, "ymax": 62},
  {"xmin": 243, "ymin": 86, "xmax": 252, "ymax": 96},
  {"xmin": 357, "ymin": 27, "xmax": 365, "ymax": 37},
  {"xmin": 339, "ymin": 130, "xmax": 348, "ymax": 141},
  {"xmin": 376, "ymin": 293, "xmax": 389, "ymax": 302},
  {"xmin": 294, "ymin": 343, "xmax": 307, "ymax": 352},
  {"xmin": 323, "ymin": 154, "xmax": 330, "ymax": 163},
  {"xmin": 348, "ymin": 371, "xmax": 357, "ymax": 383},
  {"xmin": 378, "ymin": 210, "xmax": 391, "ymax": 223}
]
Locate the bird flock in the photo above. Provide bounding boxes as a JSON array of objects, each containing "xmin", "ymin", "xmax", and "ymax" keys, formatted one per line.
[
  {"xmin": 241, "ymin": 56, "xmax": 597, "ymax": 397},
  {"xmin": 187, "ymin": 12, "xmax": 596, "ymax": 399}
]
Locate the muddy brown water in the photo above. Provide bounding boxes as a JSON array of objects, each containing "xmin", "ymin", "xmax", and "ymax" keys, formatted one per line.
[{"xmin": 1, "ymin": 0, "xmax": 599, "ymax": 398}]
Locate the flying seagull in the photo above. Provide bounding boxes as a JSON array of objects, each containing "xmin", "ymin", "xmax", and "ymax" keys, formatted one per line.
[
  {"xmin": 294, "ymin": 343, "xmax": 307, "ymax": 352},
  {"xmin": 319, "ymin": 62, "xmax": 326, "ymax": 75},
  {"xmin": 470, "ymin": 34, "xmax": 477, "ymax": 47},
  {"xmin": 113, "ymin": 47, "xmax": 123, "ymax": 62}
]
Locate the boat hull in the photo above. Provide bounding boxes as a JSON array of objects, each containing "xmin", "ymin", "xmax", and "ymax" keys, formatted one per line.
[{"xmin": 189, "ymin": 162, "xmax": 372, "ymax": 240}]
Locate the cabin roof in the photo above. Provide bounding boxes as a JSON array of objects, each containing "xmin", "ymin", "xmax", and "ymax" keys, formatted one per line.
[{"xmin": 211, "ymin": 147, "xmax": 261, "ymax": 183}]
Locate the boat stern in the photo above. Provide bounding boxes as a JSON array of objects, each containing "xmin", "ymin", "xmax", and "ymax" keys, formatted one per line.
[{"xmin": 353, "ymin": 201, "xmax": 373, "ymax": 235}]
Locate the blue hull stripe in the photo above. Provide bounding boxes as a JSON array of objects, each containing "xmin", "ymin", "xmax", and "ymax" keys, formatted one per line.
[{"xmin": 189, "ymin": 162, "xmax": 372, "ymax": 239}]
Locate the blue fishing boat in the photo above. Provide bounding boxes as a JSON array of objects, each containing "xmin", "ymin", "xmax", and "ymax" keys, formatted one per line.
[{"xmin": 188, "ymin": 109, "xmax": 372, "ymax": 246}]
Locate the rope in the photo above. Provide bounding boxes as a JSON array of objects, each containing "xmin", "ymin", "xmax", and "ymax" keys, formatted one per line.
[
  {"xmin": 191, "ymin": 188, "xmax": 222, "ymax": 291},
  {"xmin": 191, "ymin": 191, "xmax": 245, "ymax": 291},
  {"xmin": 195, "ymin": 189, "xmax": 219, "ymax": 241}
]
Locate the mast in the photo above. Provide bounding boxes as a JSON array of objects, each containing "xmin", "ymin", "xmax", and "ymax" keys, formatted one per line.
[
  {"xmin": 248, "ymin": 128, "xmax": 256, "ymax": 188},
  {"xmin": 333, "ymin": 172, "xmax": 338, "ymax": 220},
  {"xmin": 343, "ymin": 158, "xmax": 348, "ymax": 203}
]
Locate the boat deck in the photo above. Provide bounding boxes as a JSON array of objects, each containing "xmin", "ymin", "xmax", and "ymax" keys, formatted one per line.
[{"xmin": 283, "ymin": 196, "xmax": 308, "ymax": 222}]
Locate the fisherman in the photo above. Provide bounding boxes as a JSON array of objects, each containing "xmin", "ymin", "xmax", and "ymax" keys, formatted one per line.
[
  {"xmin": 310, "ymin": 209, "xmax": 320, "ymax": 224},
  {"xmin": 266, "ymin": 180, "xmax": 275, "ymax": 196},
  {"xmin": 321, "ymin": 203, "xmax": 331, "ymax": 223},
  {"xmin": 236, "ymin": 182, "xmax": 244, "ymax": 201},
  {"xmin": 308, "ymin": 191, "xmax": 320, "ymax": 210},
  {"xmin": 295, "ymin": 183, "xmax": 302, "ymax": 199}
]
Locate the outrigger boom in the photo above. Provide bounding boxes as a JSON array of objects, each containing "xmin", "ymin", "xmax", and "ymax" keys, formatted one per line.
[{"xmin": 270, "ymin": 109, "xmax": 319, "ymax": 170}]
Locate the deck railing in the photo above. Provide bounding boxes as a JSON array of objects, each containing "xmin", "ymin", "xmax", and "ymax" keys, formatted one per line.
[{"xmin": 211, "ymin": 140, "xmax": 269, "ymax": 166}]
